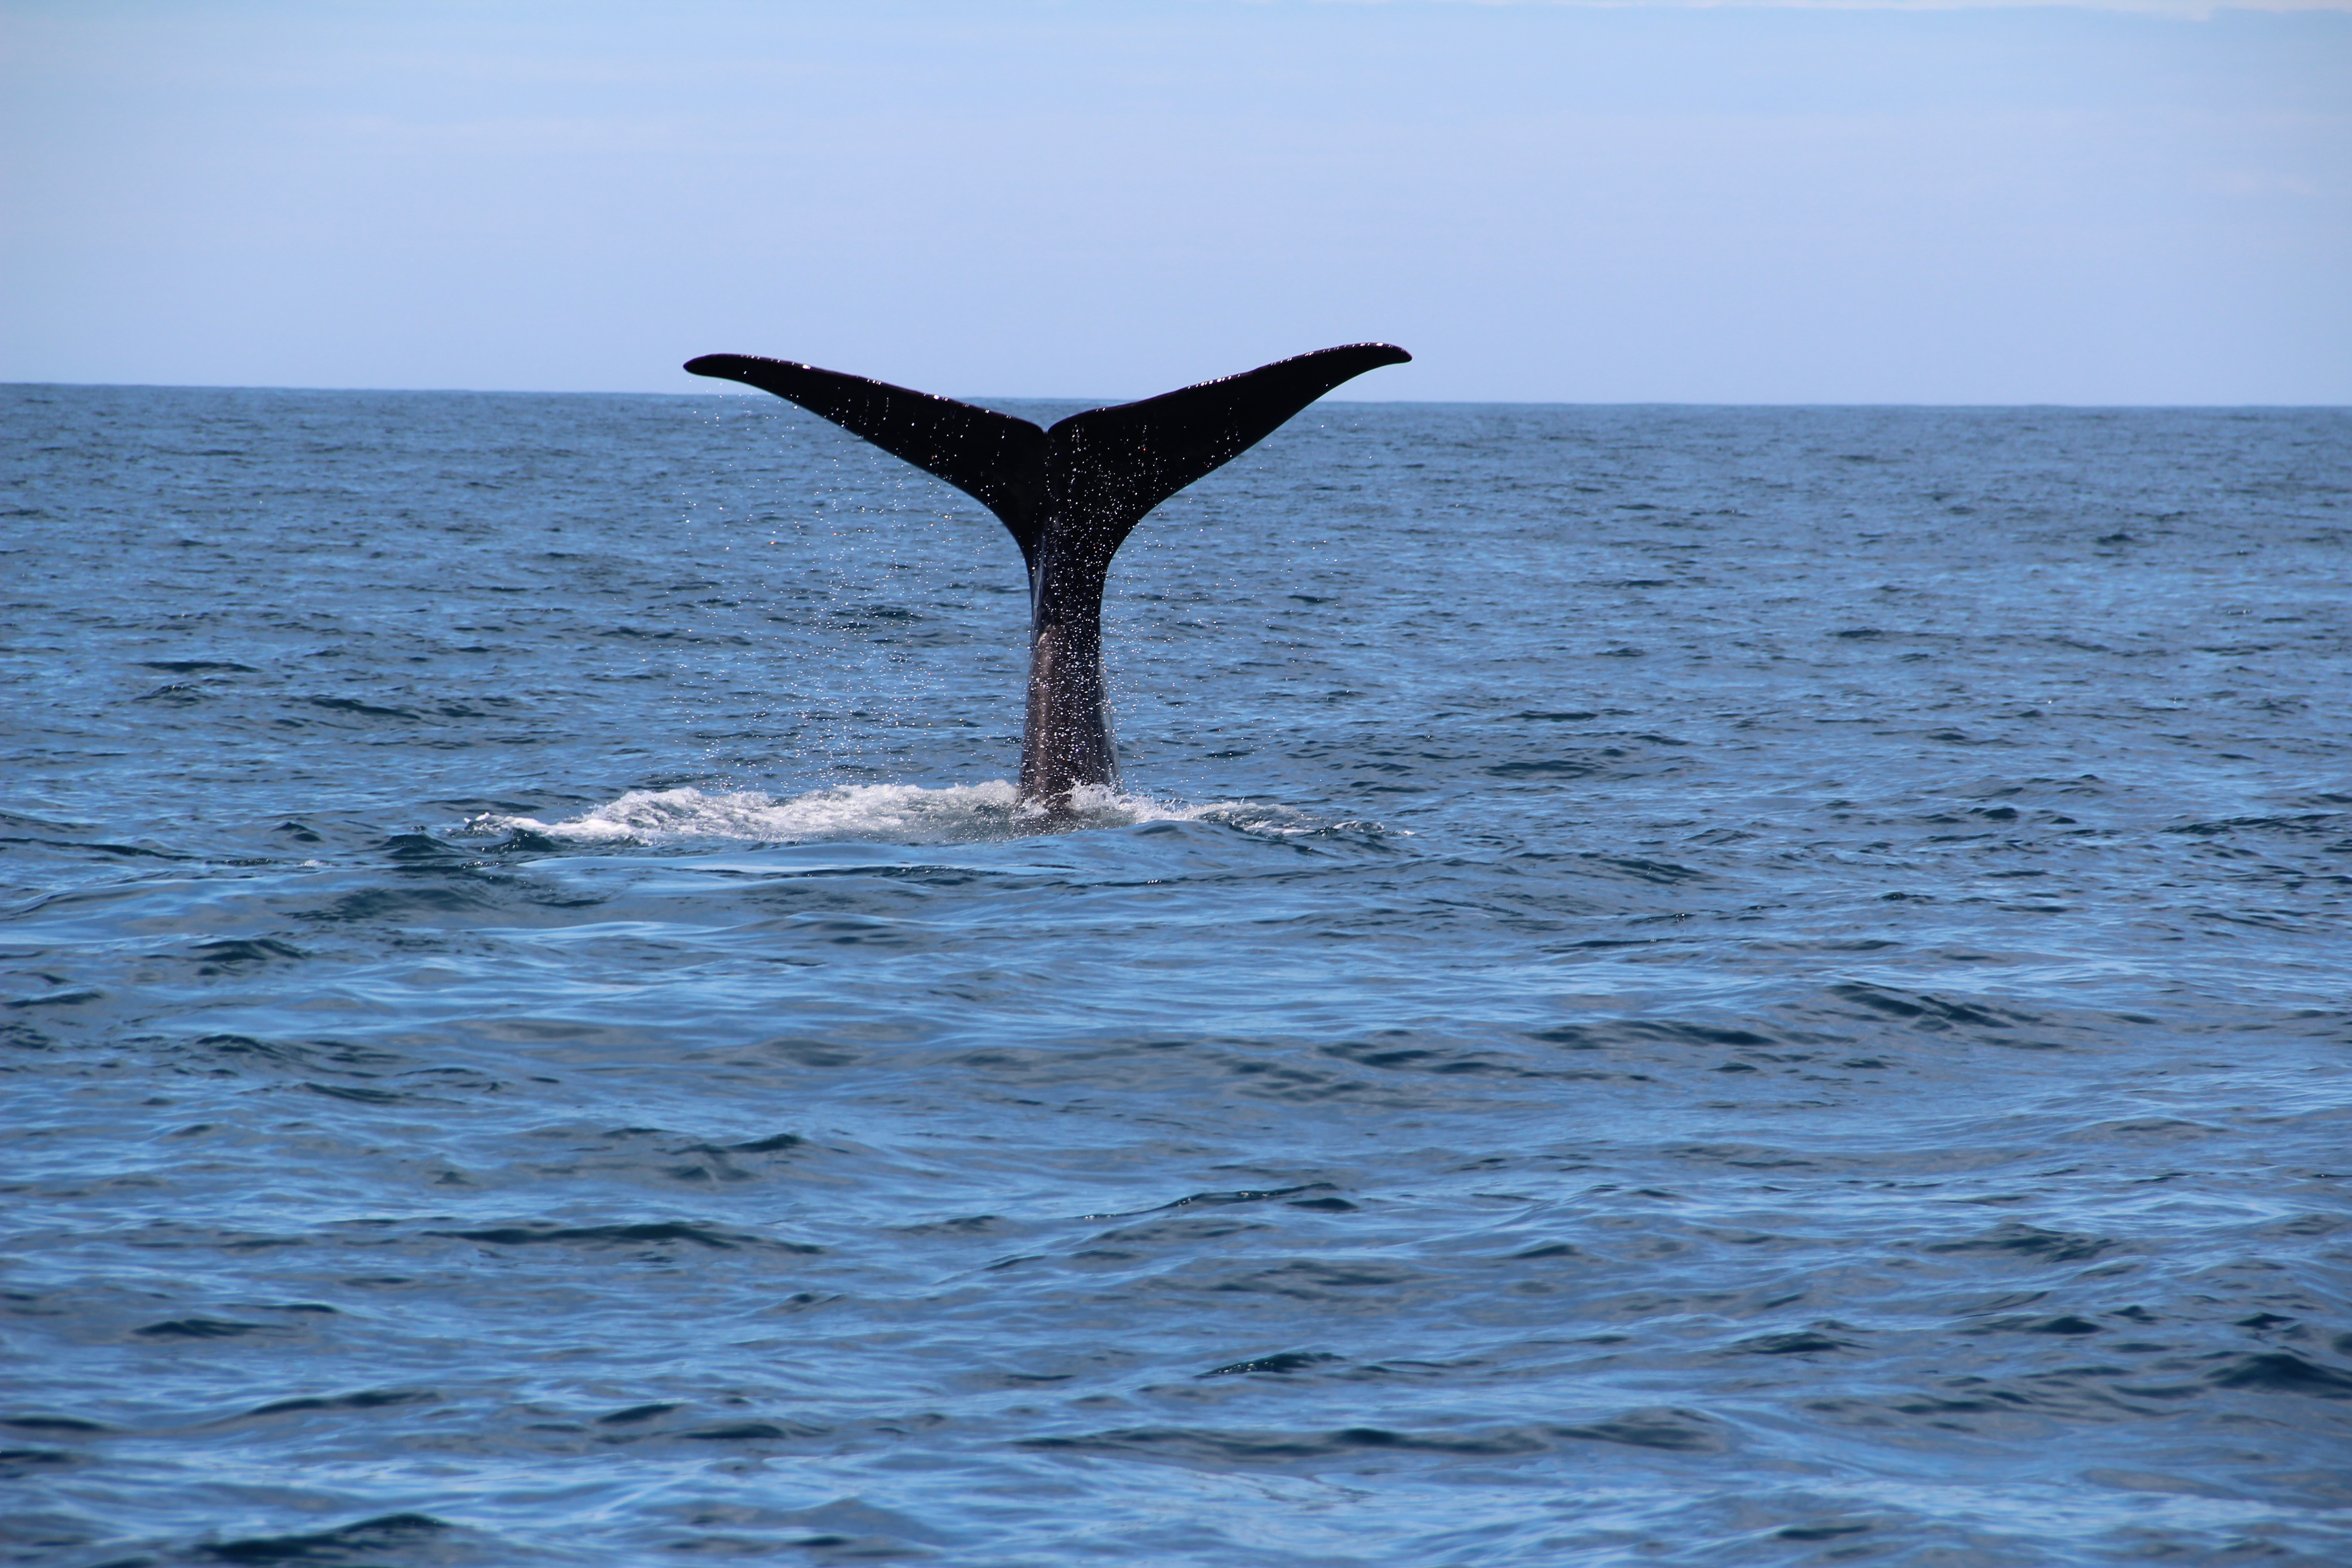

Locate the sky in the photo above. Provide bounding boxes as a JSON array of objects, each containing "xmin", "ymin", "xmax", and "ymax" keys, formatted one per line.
[{"xmin": 2, "ymin": 0, "xmax": 2347, "ymax": 403}]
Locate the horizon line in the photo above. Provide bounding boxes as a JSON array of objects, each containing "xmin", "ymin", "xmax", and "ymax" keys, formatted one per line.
[{"xmin": 6, "ymin": 380, "xmax": 2347, "ymax": 412}]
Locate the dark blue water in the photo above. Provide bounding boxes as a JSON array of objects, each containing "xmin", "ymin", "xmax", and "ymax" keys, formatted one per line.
[{"xmin": 5, "ymin": 384, "xmax": 2349, "ymax": 1566}]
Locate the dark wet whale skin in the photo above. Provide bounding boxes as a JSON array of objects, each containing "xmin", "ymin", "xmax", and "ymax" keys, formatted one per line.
[{"xmin": 685, "ymin": 344, "xmax": 1411, "ymax": 808}]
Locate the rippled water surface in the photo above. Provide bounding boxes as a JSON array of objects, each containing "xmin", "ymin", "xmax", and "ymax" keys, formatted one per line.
[{"xmin": 4, "ymin": 385, "xmax": 2349, "ymax": 1566}]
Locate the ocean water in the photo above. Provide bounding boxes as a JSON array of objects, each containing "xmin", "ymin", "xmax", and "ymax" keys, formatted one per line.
[{"xmin": 3, "ymin": 383, "xmax": 2348, "ymax": 1567}]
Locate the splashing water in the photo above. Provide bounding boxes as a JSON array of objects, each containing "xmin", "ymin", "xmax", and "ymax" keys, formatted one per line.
[{"xmin": 462, "ymin": 780, "xmax": 1326, "ymax": 846}]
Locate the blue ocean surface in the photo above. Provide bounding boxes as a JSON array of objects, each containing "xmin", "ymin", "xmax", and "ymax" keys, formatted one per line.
[{"xmin": 3, "ymin": 384, "xmax": 2348, "ymax": 1566}]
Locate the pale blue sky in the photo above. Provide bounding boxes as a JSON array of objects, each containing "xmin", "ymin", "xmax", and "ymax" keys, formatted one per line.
[{"xmin": 3, "ymin": 0, "xmax": 2346, "ymax": 402}]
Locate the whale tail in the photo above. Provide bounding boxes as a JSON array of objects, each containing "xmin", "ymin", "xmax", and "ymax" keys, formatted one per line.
[
  {"xmin": 685, "ymin": 343, "xmax": 1411, "ymax": 804},
  {"xmin": 683, "ymin": 343, "xmax": 1410, "ymax": 571}
]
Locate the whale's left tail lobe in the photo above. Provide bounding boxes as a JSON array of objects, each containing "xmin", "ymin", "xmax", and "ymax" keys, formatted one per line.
[{"xmin": 684, "ymin": 354, "xmax": 1053, "ymax": 565}]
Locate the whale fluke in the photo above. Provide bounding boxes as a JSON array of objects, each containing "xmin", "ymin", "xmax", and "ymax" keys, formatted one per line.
[{"xmin": 686, "ymin": 343, "xmax": 1411, "ymax": 810}]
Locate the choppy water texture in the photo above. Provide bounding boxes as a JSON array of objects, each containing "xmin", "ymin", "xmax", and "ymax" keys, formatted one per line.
[{"xmin": 4, "ymin": 384, "xmax": 2350, "ymax": 1567}]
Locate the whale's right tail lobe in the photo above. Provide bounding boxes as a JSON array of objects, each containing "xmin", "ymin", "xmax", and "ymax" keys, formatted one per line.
[{"xmin": 1041, "ymin": 343, "xmax": 1413, "ymax": 562}]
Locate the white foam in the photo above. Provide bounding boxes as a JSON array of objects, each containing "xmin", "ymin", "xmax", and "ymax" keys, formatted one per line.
[{"xmin": 463, "ymin": 780, "xmax": 1322, "ymax": 847}]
